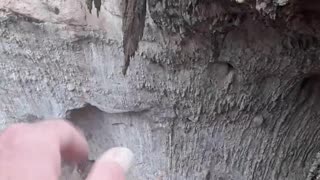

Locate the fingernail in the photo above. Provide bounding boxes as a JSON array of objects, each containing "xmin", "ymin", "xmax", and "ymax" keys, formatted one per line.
[{"xmin": 98, "ymin": 147, "xmax": 134, "ymax": 173}]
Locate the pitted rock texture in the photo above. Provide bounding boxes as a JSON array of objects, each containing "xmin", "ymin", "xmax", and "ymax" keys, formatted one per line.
[{"xmin": 1, "ymin": 0, "xmax": 320, "ymax": 180}]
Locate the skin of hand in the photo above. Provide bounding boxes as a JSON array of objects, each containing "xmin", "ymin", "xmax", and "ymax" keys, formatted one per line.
[{"xmin": 0, "ymin": 119, "xmax": 133, "ymax": 180}]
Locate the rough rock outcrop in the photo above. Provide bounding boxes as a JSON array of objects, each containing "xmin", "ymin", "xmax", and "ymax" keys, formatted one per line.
[{"xmin": 1, "ymin": 0, "xmax": 320, "ymax": 179}]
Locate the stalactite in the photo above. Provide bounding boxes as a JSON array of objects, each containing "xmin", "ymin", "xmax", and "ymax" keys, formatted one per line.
[
  {"xmin": 86, "ymin": 0, "xmax": 101, "ymax": 17},
  {"xmin": 122, "ymin": 0, "xmax": 147, "ymax": 75}
]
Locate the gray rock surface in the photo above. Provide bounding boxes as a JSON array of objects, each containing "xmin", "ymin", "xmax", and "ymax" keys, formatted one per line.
[{"xmin": 1, "ymin": 0, "xmax": 320, "ymax": 179}]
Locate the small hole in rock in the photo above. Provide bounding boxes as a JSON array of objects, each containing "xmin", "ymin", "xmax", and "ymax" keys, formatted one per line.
[
  {"xmin": 300, "ymin": 75, "xmax": 320, "ymax": 91},
  {"xmin": 205, "ymin": 171, "xmax": 211, "ymax": 180},
  {"xmin": 66, "ymin": 103, "xmax": 103, "ymax": 122},
  {"xmin": 54, "ymin": 7, "xmax": 60, "ymax": 15},
  {"xmin": 297, "ymin": 74, "xmax": 320, "ymax": 102},
  {"xmin": 65, "ymin": 103, "xmax": 105, "ymax": 138}
]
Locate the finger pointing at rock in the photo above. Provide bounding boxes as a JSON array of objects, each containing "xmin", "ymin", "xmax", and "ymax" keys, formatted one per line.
[{"xmin": 86, "ymin": 147, "xmax": 134, "ymax": 180}]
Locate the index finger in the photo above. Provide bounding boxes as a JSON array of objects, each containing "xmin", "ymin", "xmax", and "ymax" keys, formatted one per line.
[{"xmin": 33, "ymin": 119, "xmax": 89, "ymax": 163}]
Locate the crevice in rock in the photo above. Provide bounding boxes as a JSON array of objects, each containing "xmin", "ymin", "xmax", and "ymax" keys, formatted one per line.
[
  {"xmin": 66, "ymin": 103, "xmax": 104, "ymax": 123},
  {"xmin": 297, "ymin": 74, "xmax": 320, "ymax": 104},
  {"xmin": 63, "ymin": 103, "xmax": 163, "ymax": 179},
  {"xmin": 65, "ymin": 103, "xmax": 106, "ymax": 145},
  {"xmin": 64, "ymin": 104, "xmax": 116, "ymax": 179}
]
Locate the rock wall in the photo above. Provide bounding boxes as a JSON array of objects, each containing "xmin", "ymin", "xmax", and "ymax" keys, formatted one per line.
[{"xmin": 1, "ymin": 0, "xmax": 320, "ymax": 179}]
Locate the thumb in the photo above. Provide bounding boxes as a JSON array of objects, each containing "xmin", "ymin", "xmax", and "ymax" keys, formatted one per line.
[{"xmin": 86, "ymin": 147, "xmax": 134, "ymax": 180}]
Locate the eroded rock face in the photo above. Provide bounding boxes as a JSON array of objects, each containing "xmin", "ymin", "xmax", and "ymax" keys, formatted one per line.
[
  {"xmin": 0, "ymin": 0, "xmax": 124, "ymax": 38},
  {"xmin": 1, "ymin": 0, "xmax": 320, "ymax": 179}
]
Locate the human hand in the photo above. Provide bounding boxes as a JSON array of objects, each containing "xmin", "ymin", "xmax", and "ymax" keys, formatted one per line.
[{"xmin": 0, "ymin": 119, "xmax": 133, "ymax": 180}]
